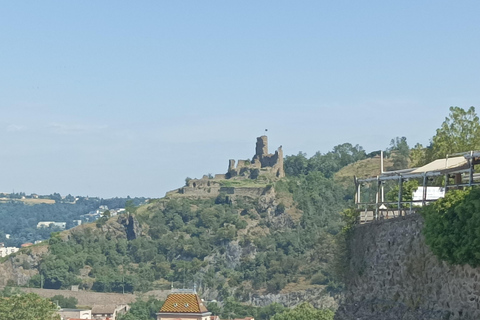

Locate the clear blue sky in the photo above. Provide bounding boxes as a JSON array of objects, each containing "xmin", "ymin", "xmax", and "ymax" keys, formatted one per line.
[{"xmin": 1, "ymin": 1, "xmax": 479, "ymax": 198}]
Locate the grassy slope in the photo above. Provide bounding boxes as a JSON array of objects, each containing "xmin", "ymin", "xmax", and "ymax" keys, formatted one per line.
[{"xmin": 334, "ymin": 156, "xmax": 393, "ymax": 185}]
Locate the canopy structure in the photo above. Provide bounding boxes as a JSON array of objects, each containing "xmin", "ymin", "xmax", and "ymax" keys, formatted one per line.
[
  {"xmin": 354, "ymin": 151, "xmax": 480, "ymax": 223},
  {"xmin": 410, "ymin": 156, "xmax": 468, "ymax": 174}
]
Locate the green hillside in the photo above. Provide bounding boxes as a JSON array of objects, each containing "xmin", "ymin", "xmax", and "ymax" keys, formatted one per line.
[
  {"xmin": 27, "ymin": 175, "xmax": 347, "ymax": 297},
  {"xmin": 3, "ymin": 143, "xmax": 380, "ymax": 305}
]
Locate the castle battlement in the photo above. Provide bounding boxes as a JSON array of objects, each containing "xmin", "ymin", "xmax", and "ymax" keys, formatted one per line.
[
  {"xmin": 227, "ymin": 135, "xmax": 284, "ymax": 179},
  {"xmin": 165, "ymin": 136, "xmax": 284, "ymax": 198}
]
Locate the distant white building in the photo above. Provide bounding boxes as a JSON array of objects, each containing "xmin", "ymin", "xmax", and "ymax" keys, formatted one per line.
[
  {"xmin": 0, "ymin": 243, "xmax": 19, "ymax": 258},
  {"xmin": 109, "ymin": 208, "xmax": 125, "ymax": 217},
  {"xmin": 36, "ymin": 221, "xmax": 67, "ymax": 229}
]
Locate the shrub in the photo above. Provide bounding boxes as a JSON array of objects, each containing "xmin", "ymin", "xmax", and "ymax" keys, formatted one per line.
[
  {"xmin": 275, "ymin": 203, "xmax": 286, "ymax": 215},
  {"xmin": 310, "ymin": 272, "xmax": 328, "ymax": 285},
  {"xmin": 421, "ymin": 187, "xmax": 480, "ymax": 266},
  {"xmin": 266, "ymin": 273, "xmax": 287, "ymax": 293}
]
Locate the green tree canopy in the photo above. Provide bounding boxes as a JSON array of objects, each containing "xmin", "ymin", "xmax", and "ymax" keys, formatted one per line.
[
  {"xmin": 270, "ymin": 302, "xmax": 334, "ymax": 320},
  {"xmin": 387, "ymin": 136, "xmax": 409, "ymax": 170},
  {"xmin": 50, "ymin": 295, "xmax": 78, "ymax": 308},
  {"xmin": 432, "ymin": 106, "xmax": 480, "ymax": 158},
  {"xmin": 421, "ymin": 187, "xmax": 480, "ymax": 266},
  {"xmin": 0, "ymin": 293, "xmax": 60, "ymax": 320},
  {"xmin": 414, "ymin": 106, "xmax": 480, "ymax": 166},
  {"xmin": 117, "ymin": 297, "xmax": 164, "ymax": 320}
]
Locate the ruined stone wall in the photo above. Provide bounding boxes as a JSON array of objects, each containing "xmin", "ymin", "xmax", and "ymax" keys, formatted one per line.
[
  {"xmin": 219, "ymin": 187, "xmax": 266, "ymax": 197},
  {"xmin": 336, "ymin": 214, "xmax": 480, "ymax": 320},
  {"xmin": 166, "ymin": 136, "xmax": 284, "ymax": 198},
  {"xmin": 229, "ymin": 135, "xmax": 284, "ymax": 178}
]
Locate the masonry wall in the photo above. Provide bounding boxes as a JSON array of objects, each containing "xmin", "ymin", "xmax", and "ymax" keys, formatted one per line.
[{"xmin": 336, "ymin": 214, "xmax": 480, "ymax": 320}]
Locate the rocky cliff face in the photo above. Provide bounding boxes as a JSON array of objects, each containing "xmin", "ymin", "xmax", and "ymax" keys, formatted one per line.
[
  {"xmin": 0, "ymin": 215, "xmax": 142, "ymax": 287},
  {"xmin": 336, "ymin": 214, "xmax": 480, "ymax": 320},
  {"xmin": 0, "ymin": 245, "xmax": 47, "ymax": 286}
]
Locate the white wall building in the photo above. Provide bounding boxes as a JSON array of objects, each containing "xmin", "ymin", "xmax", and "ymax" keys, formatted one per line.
[
  {"xmin": 0, "ymin": 243, "xmax": 19, "ymax": 258},
  {"xmin": 36, "ymin": 221, "xmax": 66, "ymax": 229}
]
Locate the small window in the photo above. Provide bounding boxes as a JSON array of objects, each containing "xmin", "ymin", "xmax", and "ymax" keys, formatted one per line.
[
  {"xmin": 173, "ymin": 303, "xmax": 178, "ymax": 307},
  {"xmin": 184, "ymin": 303, "xmax": 189, "ymax": 307}
]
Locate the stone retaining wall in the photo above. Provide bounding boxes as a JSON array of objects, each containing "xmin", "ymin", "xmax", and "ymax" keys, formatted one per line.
[{"xmin": 336, "ymin": 214, "xmax": 480, "ymax": 320}]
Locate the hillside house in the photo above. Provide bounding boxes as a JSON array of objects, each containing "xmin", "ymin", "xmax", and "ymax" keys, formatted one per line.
[
  {"xmin": 157, "ymin": 290, "xmax": 212, "ymax": 320},
  {"xmin": 156, "ymin": 290, "xmax": 253, "ymax": 320},
  {"xmin": 36, "ymin": 221, "xmax": 66, "ymax": 229},
  {"xmin": 0, "ymin": 243, "xmax": 19, "ymax": 258},
  {"xmin": 91, "ymin": 304, "xmax": 129, "ymax": 320}
]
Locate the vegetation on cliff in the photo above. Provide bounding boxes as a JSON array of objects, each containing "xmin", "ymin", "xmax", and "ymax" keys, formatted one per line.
[
  {"xmin": 18, "ymin": 141, "xmax": 380, "ymax": 301},
  {"xmin": 271, "ymin": 302, "xmax": 334, "ymax": 320},
  {"xmin": 421, "ymin": 187, "xmax": 480, "ymax": 267}
]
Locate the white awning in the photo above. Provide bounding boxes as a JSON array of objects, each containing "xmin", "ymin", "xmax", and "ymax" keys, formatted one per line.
[{"xmin": 410, "ymin": 156, "xmax": 468, "ymax": 174}]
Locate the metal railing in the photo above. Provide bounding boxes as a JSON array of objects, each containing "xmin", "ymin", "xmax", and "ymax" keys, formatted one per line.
[{"xmin": 355, "ymin": 200, "xmax": 437, "ymax": 224}]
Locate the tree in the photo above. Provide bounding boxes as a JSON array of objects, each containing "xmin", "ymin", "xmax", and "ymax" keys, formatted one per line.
[
  {"xmin": 385, "ymin": 180, "xmax": 419, "ymax": 205},
  {"xmin": 102, "ymin": 210, "xmax": 111, "ymax": 218},
  {"xmin": 410, "ymin": 142, "xmax": 427, "ymax": 167},
  {"xmin": 431, "ymin": 106, "xmax": 480, "ymax": 160},
  {"xmin": 387, "ymin": 137, "xmax": 409, "ymax": 170},
  {"xmin": 50, "ymin": 295, "xmax": 78, "ymax": 308},
  {"xmin": 0, "ymin": 293, "xmax": 60, "ymax": 320},
  {"xmin": 307, "ymin": 143, "xmax": 366, "ymax": 178},
  {"xmin": 421, "ymin": 187, "xmax": 480, "ymax": 267},
  {"xmin": 0, "ymin": 286, "xmax": 23, "ymax": 297},
  {"xmin": 117, "ymin": 297, "xmax": 164, "ymax": 320},
  {"xmin": 270, "ymin": 302, "xmax": 334, "ymax": 320},
  {"xmin": 284, "ymin": 152, "xmax": 308, "ymax": 176},
  {"xmin": 206, "ymin": 302, "xmax": 221, "ymax": 316}
]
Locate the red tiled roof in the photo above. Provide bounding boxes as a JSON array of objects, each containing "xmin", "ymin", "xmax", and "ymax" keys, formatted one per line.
[{"xmin": 159, "ymin": 293, "xmax": 208, "ymax": 313}]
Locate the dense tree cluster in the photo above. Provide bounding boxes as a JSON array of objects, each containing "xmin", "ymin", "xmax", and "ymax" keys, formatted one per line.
[
  {"xmin": 411, "ymin": 106, "xmax": 480, "ymax": 166},
  {"xmin": 421, "ymin": 187, "xmax": 480, "ymax": 267},
  {"xmin": 29, "ymin": 146, "xmax": 353, "ymax": 297},
  {"xmin": 0, "ymin": 196, "xmax": 146, "ymax": 246},
  {"xmin": 0, "ymin": 292, "xmax": 60, "ymax": 320},
  {"xmin": 271, "ymin": 302, "xmax": 334, "ymax": 320},
  {"xmin": 284, "ymin": 143, "xmax": 366, "ymax": 178},
  {"xmin": 118, "ymin": 297, "xmax": 165, "ymax": 320}
]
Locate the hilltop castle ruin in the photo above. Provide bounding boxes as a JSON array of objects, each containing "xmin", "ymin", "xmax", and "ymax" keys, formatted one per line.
[
  {"xmin": 227, "ymin": 135, "xmax": 284, "ymax": 179},
  {"xmin": 166, "ymin": 136, "xmax": 284, "ymax": 198}
]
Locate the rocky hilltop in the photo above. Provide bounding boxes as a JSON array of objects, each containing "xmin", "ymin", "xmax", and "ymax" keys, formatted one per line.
[
  {"xmin": 166, "ymin": 135, "xmax": 284, "ymax": 198},
  {"xmin": 0, "ymin": 135, "xmax": 342, "ymax": 312}
]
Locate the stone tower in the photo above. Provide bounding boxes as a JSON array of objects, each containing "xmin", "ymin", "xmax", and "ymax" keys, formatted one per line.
[
  {"xmin": 252, "ymin": 135, "xmax": 285, "ymax": 178},
  {"xmin": 255, "ymin": 136, "xmax": 269, "ymax": 158}
]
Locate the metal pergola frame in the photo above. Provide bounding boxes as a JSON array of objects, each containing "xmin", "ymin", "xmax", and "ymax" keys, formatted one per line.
[{"xmin": 354, "ymin": 151, "xmax": 480, "ymax": 223}]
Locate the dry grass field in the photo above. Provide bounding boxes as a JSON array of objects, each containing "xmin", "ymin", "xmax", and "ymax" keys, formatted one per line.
[{"xmin": 0, "ymin": 198, "xmax": 55, "ymax": 205}]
